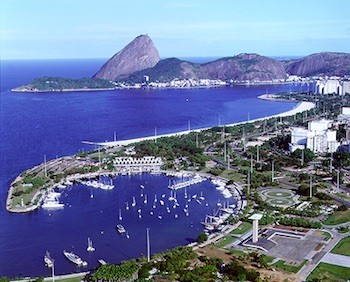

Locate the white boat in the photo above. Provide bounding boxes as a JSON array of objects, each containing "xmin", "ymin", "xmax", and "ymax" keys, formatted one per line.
[
  {"xmin": 90, "ymin": 188, "xmax": 94, "ymax": 199},
  {"xmin": 63, "ymin": 250, "xmax": 87, "ymax": 266},
  {"xmin": 140, "ymin": 184, "xmax": 145, "ymax": 189},
  {"xmin": 116, "ymin": 224, "xmax": 126, "ymax": 234},
  {"xmin": 57, "ymin": 183, "xmax": 66, "ymax": 189},
  {"xmin": 44, "ymin": 251, "xmax": 54, "ymax": 268},
  {"xmin": 132, "ymin": 196, "xmax": 136, "ymax": 207},
  {"xmin": 118, "ymin": 209, "xmax": 122, "ymax": 221},
  {"xmin": 87, "ymin": 238, "xmax": 95, "ymax": 252},
  {"xmin": 126, "ymin": 231, "xmax": 130, "ymax": 239},
  {"xmin": 169, "ymin": 190, "xmax": 175, "ymax": 201},
  {"xmin": 125, "ymin": 202, "xmax": 129, "ymax": 210},
  {"xmin": 42, "ymin": 194, "xmax": 64, "ymax": 209},
  {"xmin": 144, "ymin": 194, "xmax": 147, "ymax": 204},
  {"xmin": 159, "ymin": 200, "xmax": 164, "ymax": 206},
  {"xmin": 199, "ymin": 191, "xmax": 205, "ymax": 201}
]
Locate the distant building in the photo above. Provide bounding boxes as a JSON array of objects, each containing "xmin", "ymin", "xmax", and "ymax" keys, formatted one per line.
[
  {"xmin": 315, "ymin": 79, "xmax": 350, "ymax": 95},
  {"xmin": 338, "ymin": 107, "xmax": 350, "ymax": 122},
  {"xmin": 289, "ymin": 119, "xmax": 340, "ymax": 153},
  {"xmin": 315, "ymin": 79, "xmax": 342, "ymax": 95},
  {"xmin": 343, "ymin": 81, "xmax": 350, "ymax": 95}
]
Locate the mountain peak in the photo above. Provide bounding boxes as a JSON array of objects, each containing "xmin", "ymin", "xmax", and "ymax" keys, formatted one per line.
[{"xmin": 93, "ymin": 34, "xmax": 160, "ymax": 80}]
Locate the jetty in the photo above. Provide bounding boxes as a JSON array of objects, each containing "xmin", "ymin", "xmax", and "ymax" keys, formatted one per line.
[{"xmin": 168, "ymin": 175, "xmax": 205, "ymax": 190}]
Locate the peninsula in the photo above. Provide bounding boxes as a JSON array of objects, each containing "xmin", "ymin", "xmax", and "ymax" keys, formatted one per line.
[{"xmin": 11, "ymin": 34, "xmax": 350, "ymax": 92}]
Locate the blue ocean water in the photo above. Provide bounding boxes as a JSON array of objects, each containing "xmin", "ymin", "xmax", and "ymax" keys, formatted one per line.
[{"xmin": 0, "ymin": 59, "xmax": 306, "ymax": 278}]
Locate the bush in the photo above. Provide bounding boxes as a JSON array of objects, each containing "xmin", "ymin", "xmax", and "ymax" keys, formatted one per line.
[
  {"xmin": 337, "ymin": 204, "xmax": 348, "ymax": 211},
  {"xmin": 197, "ymin": 232, "xmax": 208, "ymax": 244}
]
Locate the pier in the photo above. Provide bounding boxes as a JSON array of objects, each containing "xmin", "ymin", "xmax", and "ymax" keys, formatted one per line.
[{"xmin": 168, "ymin": 175, "xmax": 205, "ymax": 190}]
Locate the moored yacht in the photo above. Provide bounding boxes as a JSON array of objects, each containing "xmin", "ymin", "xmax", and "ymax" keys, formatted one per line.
[
  {"xmin": 63, "ymin": 250, "xmax": 87, "ymax": 266},
  {"xmin": 116, "ymin": 224, "xmax": 126, "ymax": 234},
  {"xmin": 44, "ymin": 251, "xmax": 54, "ymax": 268}
]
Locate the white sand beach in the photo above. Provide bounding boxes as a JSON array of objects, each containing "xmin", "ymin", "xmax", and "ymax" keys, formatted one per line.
[{"xmin": 85, "ymin": 100, "xmax": 315, "ymax": 147}]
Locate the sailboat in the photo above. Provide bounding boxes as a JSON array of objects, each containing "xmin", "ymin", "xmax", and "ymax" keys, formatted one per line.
[
  {"xmin": 169, "ymin": 190, "xmax": 174, "ymax": 201},
  {"xmin": 132, "ymin": 196, "xmax": 136, "ymax": 207},
  {"xmin": 44, "ymin": 251, "xmax": 54, "ymax": 268},
  {"xmin": 90, "ymin": 187, "xmax": 94, "ymax": 199},
  {"xmin": 138, "ymin": 208, "xmax": 142, "ymax": 219},
  {"xmin": 119, "ymin": 209, "xmax": 122, "ymax": 221},
  {"xmin": 87, "ymin": 238, "xmax": 95, "ymax": 252}
]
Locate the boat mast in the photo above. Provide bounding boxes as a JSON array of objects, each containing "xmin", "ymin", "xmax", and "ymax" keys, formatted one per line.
[{"xmin": 146, "ymin": 228, "xmax": 150, "ymax": 262}]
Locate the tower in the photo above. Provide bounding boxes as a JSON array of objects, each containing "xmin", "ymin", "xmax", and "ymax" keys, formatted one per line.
[{"xmin": 249, "ymin": 214, "xmax": 263, "ymax": 243}]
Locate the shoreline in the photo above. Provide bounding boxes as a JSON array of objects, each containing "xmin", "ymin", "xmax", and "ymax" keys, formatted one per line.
[
  {"xmin": 7, "ymin": 97, "xmax": 314, "ymax": 213},
  {"xmin": 10, "ymin": 80, "xmax": 310, "ymax": 93},
  {"xmin": 87, "ymin": 99, "xmax": 315, "ymax": 147}
]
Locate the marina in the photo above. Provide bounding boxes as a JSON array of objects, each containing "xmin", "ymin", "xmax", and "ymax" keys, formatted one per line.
[{"xmin": 0, "ymin": 59, "xmax": 308, "ymax": 278}]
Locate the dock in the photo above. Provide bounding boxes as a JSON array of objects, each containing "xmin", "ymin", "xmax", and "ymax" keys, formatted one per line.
[
  {"xmin": 98, "ymin": 259, "xmax": 107, "ymax": 265},
  {"xmin": 168, "ymin": 176, "xmax": 205, "ymax": 190}
]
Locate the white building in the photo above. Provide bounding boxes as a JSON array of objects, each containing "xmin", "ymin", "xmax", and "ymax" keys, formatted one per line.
[
  {"xmin": 338, "ymin": 107, "xmax": 350, "ymax": 122},
  {"xmin": 343, "ymin": 81, "xmax": 350, "ymax": 95},
  {"xmin": 315, "ymin": 79, "xmax": 342, "ymax": 95},
  {"xmin": 315, "ymin": 79, "xmax": 350, "ymax": 95},
  {"xmin": 289, "ymin": 119, "xmax": 340, "ymax": 153}
]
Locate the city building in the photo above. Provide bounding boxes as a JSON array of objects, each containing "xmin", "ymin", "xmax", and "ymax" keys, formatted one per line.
[
  {"xmin": 315, "ymin": 79, "xmax": 350, "ymax": 95},
  {"xmin": 289, "ymin": 119, "xmax": 340, "ymax": 153},
  {"xmin": 337, "ymin": 107, "xmax": 350, "ymax": 123}
]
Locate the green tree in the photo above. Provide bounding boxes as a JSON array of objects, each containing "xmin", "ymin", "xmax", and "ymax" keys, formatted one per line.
[{"xmin": 197, "ymin": 232, "xmax": 208, "ymax": 244}]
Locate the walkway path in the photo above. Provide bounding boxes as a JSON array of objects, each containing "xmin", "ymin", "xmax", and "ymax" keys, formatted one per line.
[{"xmin": 321, "ymin": 253, "xmax": 350, "ymax": 268}]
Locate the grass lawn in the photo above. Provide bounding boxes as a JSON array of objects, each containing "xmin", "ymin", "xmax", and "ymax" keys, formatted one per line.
[
  {"xmin": 323, "ymin": 210, "xmax": 350, "ymax": 225},
  {"xmin": 272, "ymin": 259, "xmax": 307, "ymax": 274},
  {"xmin": 219, "ymin": 170, "xmax": 243, "ymax": 182},
  {"xmin": 227, "ymin": 249, "xmax": 246, "ymax": 257},
  {"xmin": 331, "ymin": 237, "xmax": 350, "ymax": 256},
  {"xmin": 230, "ymin": 222, "xmax": 252, "ymax": 235},
  {"xmin": 322, "ymin": 231, "xmax": 332, "ymax": 240},
  {"xmin": 215, "ymin": 236, "xmax": 236, "ymax": 248},
  {"xmin": 307, "ymin": 262, "xmax": 350, "ymax": 281}
]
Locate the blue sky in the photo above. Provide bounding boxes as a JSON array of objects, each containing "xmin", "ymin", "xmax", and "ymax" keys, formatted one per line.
[{"xmin": 1, "ymin": 0, "xmax": 350, "ymax": 59}]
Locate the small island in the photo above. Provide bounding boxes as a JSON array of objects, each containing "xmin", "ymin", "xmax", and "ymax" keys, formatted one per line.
[{"xmin": 11, "ymin": 76, "xmax": 117, "ymax": 92}]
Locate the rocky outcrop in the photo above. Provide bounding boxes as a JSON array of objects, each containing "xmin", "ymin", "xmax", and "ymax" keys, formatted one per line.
[
  {"xmin": 124, "ymin": 58, "xmax": 206, "ymax": 82},
  {"xmin": 93, "ymin": 34, "xmax": 160, "ymax": 80},
  {"xmin": 202, "ymin": 53, "xmax": 287, "ymax": 81},
  {"xmin": 123, "ymin": 53, "xmax": 287, "ymax": 83},
  {"xmin": 284, "ymin": 52, "xmax": 350, "ymax": 77}
]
